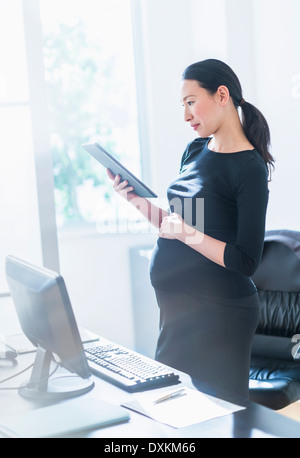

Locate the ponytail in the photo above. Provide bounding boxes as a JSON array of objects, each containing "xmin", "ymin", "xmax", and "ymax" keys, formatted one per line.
[
  {"xmin": 239, "ymin": 101, "xmax": 274, "ymax": 180},
  {"xmin": 183, "ymin": 59, "xmax": 275, "ymax": 180}
]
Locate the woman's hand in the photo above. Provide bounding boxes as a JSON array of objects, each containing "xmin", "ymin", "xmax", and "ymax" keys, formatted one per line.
[
  {"xmin": 106, "ymin": 169, "xmax": 137, "ymax": 201},
  {"xmin": 159, "ymin": 213, "xmax": 203, "ymax": 245},
  {"xmin": 158, "ymin": 213, "xmax": 187, "ymax": 240},
  {"xmin": 107, "ymin": 168, "xmax": 168, "ymax": 228}
]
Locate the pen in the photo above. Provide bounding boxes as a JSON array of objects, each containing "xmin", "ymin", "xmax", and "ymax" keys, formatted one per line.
[{"xmin": 153, "ymin": 388, "xmax": 186, "ymax": 404}]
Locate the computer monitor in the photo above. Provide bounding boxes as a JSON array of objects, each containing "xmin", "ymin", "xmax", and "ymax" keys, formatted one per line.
[{"xmin": 5, "ymin": 255, "xmax": 94, "ymax": 400}]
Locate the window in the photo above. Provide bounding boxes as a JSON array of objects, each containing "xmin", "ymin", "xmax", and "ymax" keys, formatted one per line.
[
  {"xmin": 0, "ymin": 0, "xmax": 44, "ymax": 294},
  {"xmin": 39, "ymin": 0, "xmax": 142, "ymax": 230}
]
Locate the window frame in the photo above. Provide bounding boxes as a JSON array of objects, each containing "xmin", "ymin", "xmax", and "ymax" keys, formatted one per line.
[{"xmin": 22, "ymin": 0, "xmax": 60, "ymax": 271}]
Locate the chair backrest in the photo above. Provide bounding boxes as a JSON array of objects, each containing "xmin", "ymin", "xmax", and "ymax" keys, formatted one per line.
[{"xmin": 251, "ymin": 230, "xmax": 300, "ymax": 337}]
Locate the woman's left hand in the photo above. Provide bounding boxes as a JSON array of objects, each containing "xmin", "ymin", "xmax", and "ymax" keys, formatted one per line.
[{"xmin": 158, "ymin": 213, "xmax": 186, "ymax": 240}]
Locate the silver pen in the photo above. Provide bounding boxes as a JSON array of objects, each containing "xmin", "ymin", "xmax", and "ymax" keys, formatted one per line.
[{"xmin": 153, "ymin": 388, "xmax": 186, "ymax": 404}]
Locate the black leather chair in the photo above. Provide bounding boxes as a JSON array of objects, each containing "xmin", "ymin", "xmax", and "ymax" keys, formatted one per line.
[{"xmin": 249, "ymin": 230, "xmax": 300, "ymax": 410}]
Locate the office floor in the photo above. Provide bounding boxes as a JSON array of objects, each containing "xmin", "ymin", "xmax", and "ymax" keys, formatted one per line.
[{"xmin": 278, "ymin": 401, "xmax": 300, "ymax": 422}]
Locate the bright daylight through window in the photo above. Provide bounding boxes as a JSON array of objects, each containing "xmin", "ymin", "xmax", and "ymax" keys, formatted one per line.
[{"xmin": 39, "ymin": 0, "xmax": 142, "ymax": 231}]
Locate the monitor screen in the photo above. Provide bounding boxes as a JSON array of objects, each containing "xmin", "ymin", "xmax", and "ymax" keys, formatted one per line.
[{"xmin": 5, "ymin": 255, "xmax": 93, "ymax": 399}]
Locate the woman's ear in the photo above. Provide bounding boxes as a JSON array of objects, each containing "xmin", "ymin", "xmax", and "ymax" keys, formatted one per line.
[{"xmin": 216, "ymin": 85, "xmax": 230, "ymax": 106}]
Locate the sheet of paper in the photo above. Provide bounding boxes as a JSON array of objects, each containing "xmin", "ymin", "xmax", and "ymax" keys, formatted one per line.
[{"xmin": 122, "ymin": 387, "xmax": 245, "ymax": 428}]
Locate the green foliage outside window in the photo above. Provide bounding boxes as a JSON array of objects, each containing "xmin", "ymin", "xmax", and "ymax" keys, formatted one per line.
[{"xmin": 43, "ymin": 20, "xmax": 120, "ymax": 225}]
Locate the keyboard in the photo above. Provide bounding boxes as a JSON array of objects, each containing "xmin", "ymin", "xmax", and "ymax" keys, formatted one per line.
[{"xmin": 84, "ymin": 337, "xmax": 180, "ymax": 392}]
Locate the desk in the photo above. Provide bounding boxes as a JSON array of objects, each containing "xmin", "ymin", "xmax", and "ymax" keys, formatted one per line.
[{"xmin": 1, "ymin": 345, "xmax": 300, "ymax": 439}]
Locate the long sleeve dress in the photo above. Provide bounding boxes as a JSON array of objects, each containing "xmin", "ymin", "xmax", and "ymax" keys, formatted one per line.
[{"xmin": 149, "ymin": 137, "xmax": 269, "ymax": 399}]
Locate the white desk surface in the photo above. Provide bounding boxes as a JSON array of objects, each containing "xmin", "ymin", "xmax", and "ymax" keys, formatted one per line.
[
  {"xmin": 1, "ymin": 340, "xmax": 300, "ymax": 439},
  {"xmin": 1, "ymin": 299, "xmax": 300, "ymax": 439}
]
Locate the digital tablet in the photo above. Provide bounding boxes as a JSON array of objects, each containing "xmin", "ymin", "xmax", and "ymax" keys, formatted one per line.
[{"xmin": 82, "ymin": 143, "xmax": 157, "ymax": 198}]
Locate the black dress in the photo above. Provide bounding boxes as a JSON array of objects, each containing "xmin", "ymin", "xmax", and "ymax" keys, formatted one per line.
[{"xmin": 149, "ymin": 138, "xmax": 269, "ymax": 399}]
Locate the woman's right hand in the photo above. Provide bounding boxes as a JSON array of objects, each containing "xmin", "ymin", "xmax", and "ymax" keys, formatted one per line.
[
  {"xmin": 106, "ymin": 169, "xmax": 137, "ymax": 201},
  {"xmin": 107, "ymin": 168, "xmax": 165, "ymax": 228}
]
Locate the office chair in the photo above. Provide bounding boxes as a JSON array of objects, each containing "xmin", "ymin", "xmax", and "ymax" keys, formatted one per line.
[{"xmin": 249, "ymin": 230, "xmax": 300, "ymax": 410}]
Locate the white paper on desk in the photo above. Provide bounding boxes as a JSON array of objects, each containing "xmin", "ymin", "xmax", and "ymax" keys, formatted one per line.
[{"xmin": 122, "ymin": 387, "xmax": 245, "ymax": 428}]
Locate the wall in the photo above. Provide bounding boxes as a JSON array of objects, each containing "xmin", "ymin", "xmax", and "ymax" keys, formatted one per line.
[
  {"xmin": 252, "ymin": 0, "xmax": 300, "ymax": 230},
  {"xmin": 58, "ymin": 228, "xmax": 157, "ymax": 350}
]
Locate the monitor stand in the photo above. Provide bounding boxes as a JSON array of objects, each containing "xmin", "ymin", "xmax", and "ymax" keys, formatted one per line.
[{"xmin": 19, "ymin": 346, "xmax": 94, "ymax": 401}]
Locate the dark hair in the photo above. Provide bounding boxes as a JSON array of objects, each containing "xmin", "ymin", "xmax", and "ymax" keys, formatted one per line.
[{"xmin": 182, "ymin": 59, "xmax": 275, "ymax": 179}]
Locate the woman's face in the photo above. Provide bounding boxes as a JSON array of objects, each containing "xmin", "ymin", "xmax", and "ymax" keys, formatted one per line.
[{"xmin": 180, "ymin": 79, "xmax": 224, "ymax": 138}]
